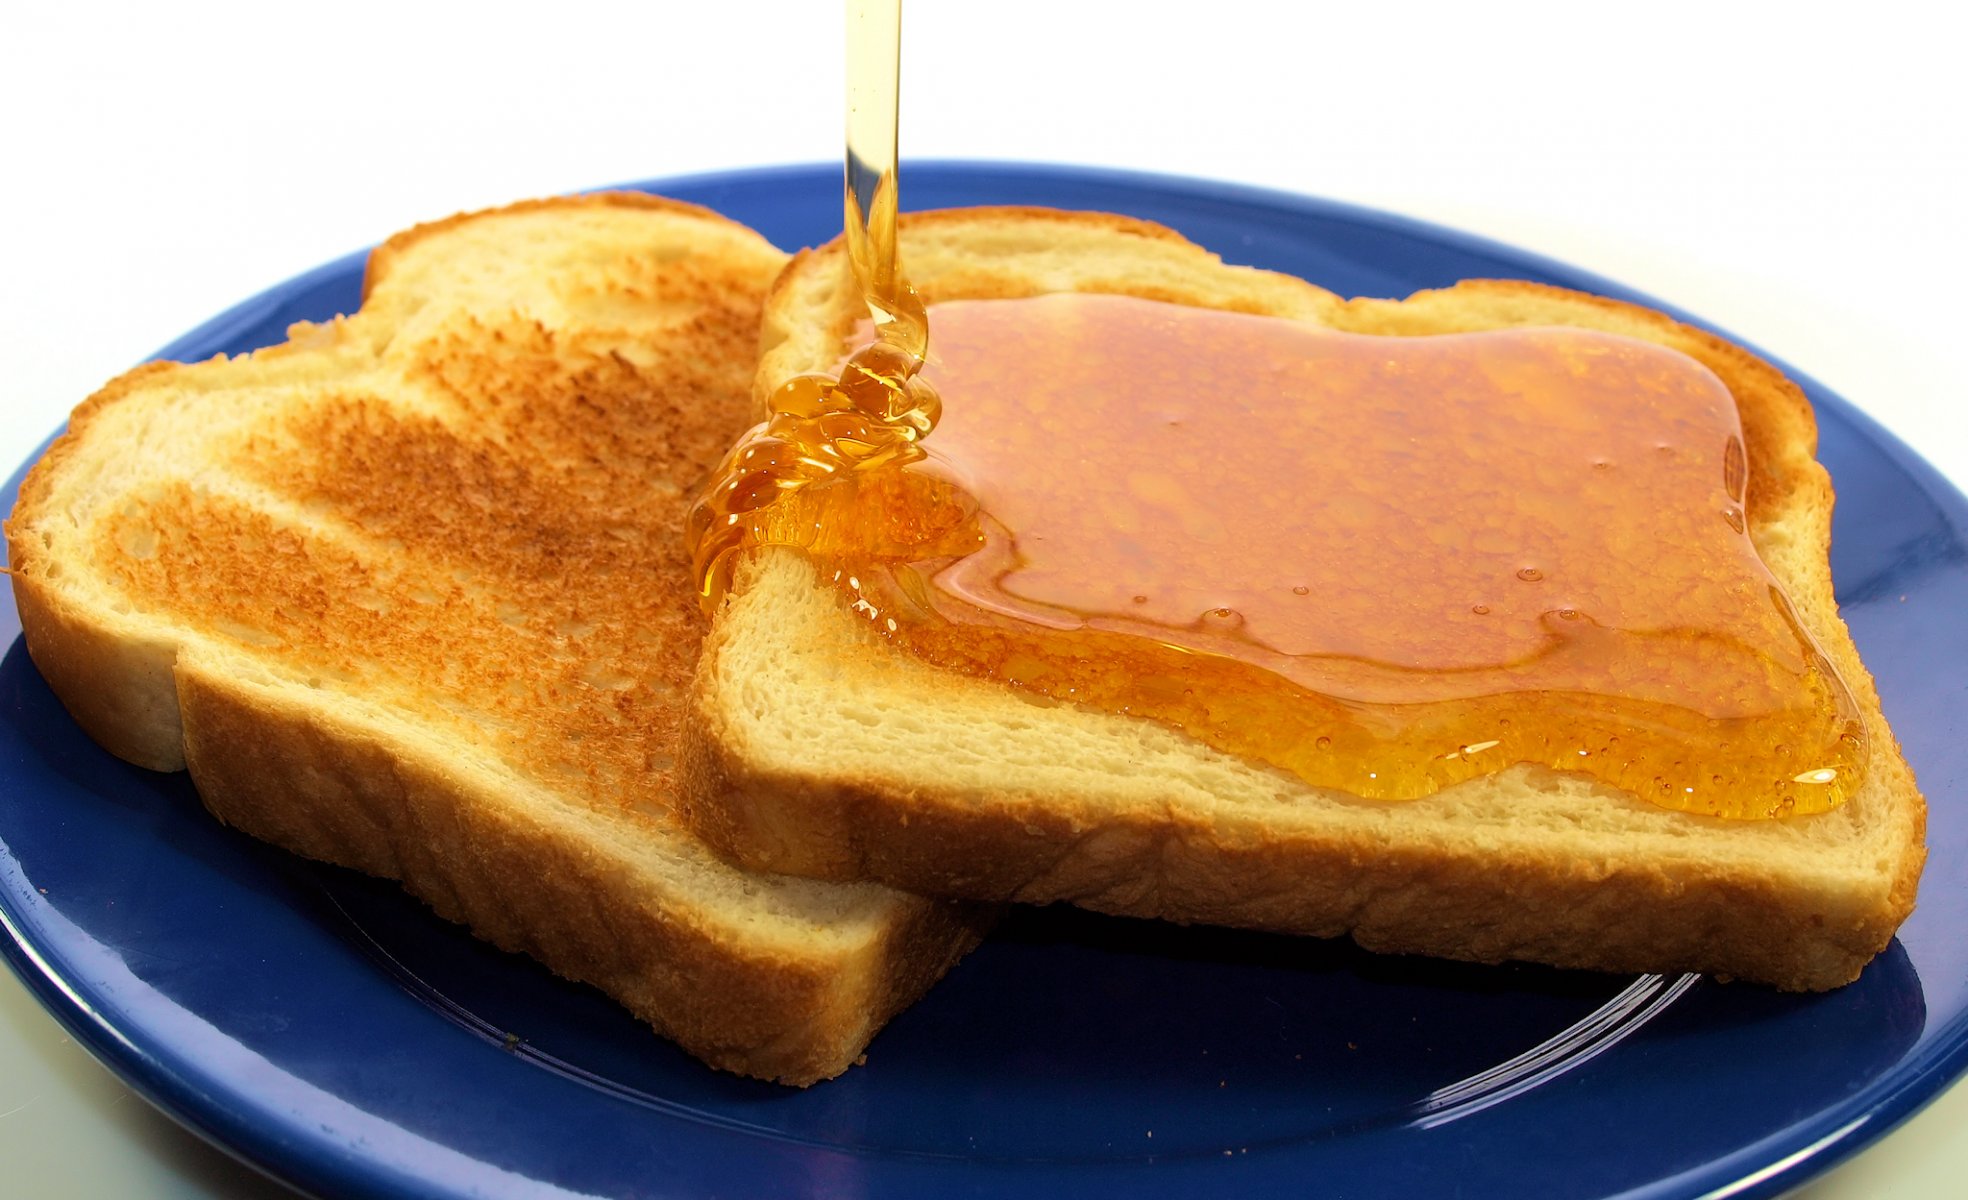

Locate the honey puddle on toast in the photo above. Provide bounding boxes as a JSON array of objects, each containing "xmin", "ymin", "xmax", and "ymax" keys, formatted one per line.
[
  {"xmin": 853, "ymin": 297, "xmax": 1867, "ymax": 817},
  {"xmin": 685, "ymin": 2, "xmax": 1864, "ymax": 820}
]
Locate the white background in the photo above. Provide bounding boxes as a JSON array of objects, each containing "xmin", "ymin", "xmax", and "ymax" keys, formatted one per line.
[{"xmin": 2, "ymin": 1, "xmax": 1964, "ymax": 1195}]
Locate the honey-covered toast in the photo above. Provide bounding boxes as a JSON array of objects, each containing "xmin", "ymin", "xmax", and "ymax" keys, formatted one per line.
[{"xmin": 679, "ymin": 207, "xmax": 1924, "ymax": 992}]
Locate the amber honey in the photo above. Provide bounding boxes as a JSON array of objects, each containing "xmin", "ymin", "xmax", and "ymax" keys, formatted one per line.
[
  {"xmin": 683, "ymin": 2, "xmax": 1865, "ymax": 820},
  {"xmin": 690, "ymin": 290, "xmax": 1866, "ymax": 819},
  {"xmin": 822, "ymin": 295, "xmax": 1867, "ymax": 817}
]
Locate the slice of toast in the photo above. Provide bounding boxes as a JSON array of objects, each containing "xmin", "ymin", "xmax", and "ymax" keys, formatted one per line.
[
  {"xmin": 5, "ymin": 193, "xmax": 988, "ymax": 1085},
  {"xmin": 678, "ymin": 207, "xmax": 1926, "ymax": 992}
]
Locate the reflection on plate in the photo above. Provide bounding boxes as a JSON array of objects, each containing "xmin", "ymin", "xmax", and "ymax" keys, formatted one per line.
[{"xmin": 2, "ymin": 163, "xmax": 1965, "ymax": 1200}]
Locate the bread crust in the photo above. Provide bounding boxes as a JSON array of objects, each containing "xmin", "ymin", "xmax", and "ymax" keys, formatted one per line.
[
  {"xmin": 11, "ymin": 361, "xmax": 192, "ymax": 769},
  {"xmin": 682, "ymin": 700, "xmax": 1915, "ymax": 990},
  {"xmin": 179, "ymin": 648, "xmax": 983, "ymax": 1083},
  {"xmin": 360, "ymin": 190, "xmax": 748, "ymax": 302},
  {"xmin": 681, "ymin": 208, "xmax": 1926, "ymax": 992}
]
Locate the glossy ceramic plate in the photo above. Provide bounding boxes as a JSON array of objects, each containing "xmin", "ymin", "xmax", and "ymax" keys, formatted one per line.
[{"xmin": 2, "ymin": 163, "xmax": 1964, "ymax": 1200}]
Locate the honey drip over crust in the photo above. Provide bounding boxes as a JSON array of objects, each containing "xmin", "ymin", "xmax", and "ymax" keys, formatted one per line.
[{"xmin": 687, "ymin": 0, "xmax": 944, "ymax": 606}]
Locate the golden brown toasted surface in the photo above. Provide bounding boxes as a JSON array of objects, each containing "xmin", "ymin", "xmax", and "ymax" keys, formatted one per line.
[
  {"xmin": 680, "ymin": 207, "xmax": 1925, "ymax": 992},
  {"xmin": 5, "ymin": 192, "xmax": 988, "ymax": 1084}
]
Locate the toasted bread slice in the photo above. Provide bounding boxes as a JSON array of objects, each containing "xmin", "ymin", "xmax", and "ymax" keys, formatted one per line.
[
  {"xmin": 5, "ymin": 193, "xmax": 988, "ymax": 1085},
  {"xmin": 679, "ymin": 207, "xmax": 1925, "ymax": 992}
]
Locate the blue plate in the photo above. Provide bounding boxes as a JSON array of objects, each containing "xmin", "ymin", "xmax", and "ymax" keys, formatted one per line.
[{"xmin": 2, "ymin": 162, "xmax": 1964, "ymax": 1199}]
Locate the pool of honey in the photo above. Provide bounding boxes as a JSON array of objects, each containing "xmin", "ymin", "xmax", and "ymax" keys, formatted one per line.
[{"xmin": 794, "ymin": 293, "xmax": 1865, "ymax": 818}]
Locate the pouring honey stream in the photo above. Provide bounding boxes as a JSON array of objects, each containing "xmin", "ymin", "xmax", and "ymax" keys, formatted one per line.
[
  {"xmin": 687, "ymin": 0, "xmax": 946, "ymax": 607},
  {"xmin": 684, "ymin": 2, "xmax": 1867, "ymax": 820}
]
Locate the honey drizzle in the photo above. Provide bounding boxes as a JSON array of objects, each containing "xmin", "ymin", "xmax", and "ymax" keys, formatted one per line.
[
  {"xmin": 687, "ymin": 0, "xmax": 943, "ymax": 604},
  {"xmin": 842, "ymin": 0, "xmax": 924, "ymax": 361}
]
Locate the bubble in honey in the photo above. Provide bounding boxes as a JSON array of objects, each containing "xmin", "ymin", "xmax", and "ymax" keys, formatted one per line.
[
  {"xmin": 1292, "ymin": 585, "xmax": 1310, "ymax": 596},
  {"xmin": 1471, "ymin": 604, "xmax": 1490, "ymax": 615},
  {"xmin": 1201, "ymin": 607, "xmax": 1246, "ymax": 631},
  {"xmin": 1516, "ymin": 567, "xmax": 1544, "ymax": 582}
]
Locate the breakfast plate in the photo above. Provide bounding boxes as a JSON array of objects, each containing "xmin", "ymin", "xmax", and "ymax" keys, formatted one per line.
[{"xmin": 2, "ymin": 162, "xmax": 1965, "ymax": 1199}]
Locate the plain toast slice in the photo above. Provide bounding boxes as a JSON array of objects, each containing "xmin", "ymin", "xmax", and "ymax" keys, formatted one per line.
[
  {"xmin": 6, "ymin": 193, "xmax": 988, "ymax": 1085},
  {"xmin": 679, "ymin": 207, "xmax": 1924, "ymax": 992}
]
